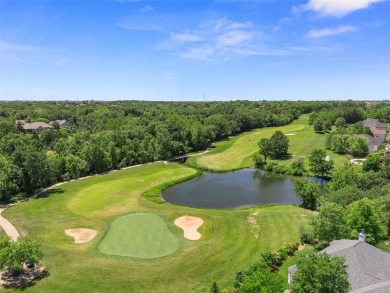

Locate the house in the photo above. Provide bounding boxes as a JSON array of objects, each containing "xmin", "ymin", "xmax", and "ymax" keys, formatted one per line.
[
  {"xmin": 288, "ymin": 231, "xmax": 390, "ymax": 293},
  {"xmin": 361, "ymin": 119, "xmax": 389, "ymax": 153},
  {"xmin": 50, "ymin": 119, "xmax": 70, "ymax": 128},
  {"xmin": 371, "ymin": 128, "xmax": 387, "ymax": 143},
  {"xmin": 15, "ymin": 120, "xmax": 54, "ymax": 133},
  {"xmin": 362, "ymin": 134, "xmax": 384, "ymax": 153}
]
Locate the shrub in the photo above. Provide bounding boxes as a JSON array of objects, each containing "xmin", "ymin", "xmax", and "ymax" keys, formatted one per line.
[{"xmin": 300, "ymin": 227, "xmax": 315, "ymax": 244}]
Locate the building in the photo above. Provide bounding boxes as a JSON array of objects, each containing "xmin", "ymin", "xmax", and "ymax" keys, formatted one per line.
[
  {"xmin": 16, "ymin": 120, "xmax": 54, "ymax": 133},
  {"xmin": 361, "ymin": 119, "xmax": 389, "ymax": 153},
  {"xmin": 288, "ymin": 231, "xmax": 390, "ymax": 292},
  {"xmin": 361, "ymin": 134, "xmax": 384, "ymax": 153},
  {"xmin": 50, "ymin": 119, "xmax": 70, "ymax": 128}
]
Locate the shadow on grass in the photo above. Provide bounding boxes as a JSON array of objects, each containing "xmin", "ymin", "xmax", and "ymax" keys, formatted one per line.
[
  {"xmin": 2, "ymin": 267, "xmax": 49, "ymax": 291},
  {"xmin": 35, "ymin": 188, "xmax": 65, "ymax": 199}
]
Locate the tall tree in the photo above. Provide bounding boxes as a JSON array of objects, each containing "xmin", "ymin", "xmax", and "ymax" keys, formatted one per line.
[
  {"xmin": 309, "ymin": 149, "xmax": 333, "ymax": 179},
  {"xmin": 293, "ymin": 179, "xmax": 321, "ymax": 210},
  {"xmin": 346, "ymin": 198, "xmax": 387, "ymax": 244},
  {"xmin": 269, "ymin": 131, "xmax": 289, "ymax": 159},
  {"xmin": 311, "ymin": 202, "xmax": 349, "ymax": 243},
  {"xmin": 291, "ymin": 253, "xmax": 350, "ymax": 293}
]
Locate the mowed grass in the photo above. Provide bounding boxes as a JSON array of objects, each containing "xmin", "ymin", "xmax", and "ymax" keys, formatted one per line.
[
  {"xmin": 3, "ymin": 162, "xmax": 312, "ymax": 292},
  {"xmin": 99, "ymin": 213, "xmax": 180, "ymax": 258},
  {"xmin": 189, "ymin": 114, "xmax": 347, "ymax": 171}
]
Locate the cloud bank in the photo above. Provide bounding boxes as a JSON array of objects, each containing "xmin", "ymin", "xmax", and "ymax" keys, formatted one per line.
[
  {"xmin": 302, "ymin": 0, "xmax": 383, "ymax": 17},
  {"xmin": 307, "ymin": 25, "xmax": 358, "ymax": 38}
]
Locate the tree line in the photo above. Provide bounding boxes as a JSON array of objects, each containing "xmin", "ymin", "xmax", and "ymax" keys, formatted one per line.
[{"xmin": 1, "ymin": 100, "xmax": 332, "ymax": 202}]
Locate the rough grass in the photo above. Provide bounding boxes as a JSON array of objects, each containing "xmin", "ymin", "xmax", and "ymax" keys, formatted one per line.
[
  {"xmin": 99, "ymin": 213, "xmax": 180, "ymax": 258},
  {"xmin": 3, "ymin": 162, "xmax": 312, "ymax": 292},
  {"xmin": 188, "ymin": 114, "xmax": 348, "ymax": 172}
]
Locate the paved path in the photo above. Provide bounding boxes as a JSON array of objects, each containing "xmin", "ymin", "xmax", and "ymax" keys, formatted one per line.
[{"xmin": 0, "ymin": 208, "xmax": 20, "ymax": 241}]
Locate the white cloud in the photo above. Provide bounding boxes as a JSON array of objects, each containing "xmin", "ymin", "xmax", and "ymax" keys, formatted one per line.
[
  {"xmin": 167, "ymin": 18, "xmax": 268, "ymax": 60},
  {"xmin": 171, "ymin": 33, "xmax": 202, "ymax": 42},
  {"xmin": 0, "ymin": 41, "xmax": 40, "ymax": 53},
  {"xmin": 307, "ymin": 25, "xmax": 358, "ymax": 38},
  {"xmin": 141, "ymin": 5, "xmax": 153, "ymax": 13},
  {"xmin": 302, "ymin": 0, "xmax": 384, "ymax": 17}
]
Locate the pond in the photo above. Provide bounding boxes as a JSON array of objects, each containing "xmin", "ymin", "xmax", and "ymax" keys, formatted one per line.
[{"xmin": 161, "ymin": 169, "xmax": 302, "ymax": 209}]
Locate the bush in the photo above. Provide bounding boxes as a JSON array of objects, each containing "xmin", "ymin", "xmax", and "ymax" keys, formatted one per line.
[
  {"xmin": 253, "ymin": 153, "xmax": 266, "ymax": 169},
  {"xmin": 283, "ymin": 242, "xmax": 296, "ymax": 256},
  {"xmin": 300, "ymin": 227, "xmax": 315, "ymax": 244},
  {"xmin": 277, "ymin": 249, "xmax": 288, "ymax": 261},
  {"xmin": 0, "ymin": 236, "xmax": 44, "ymax": 275}
]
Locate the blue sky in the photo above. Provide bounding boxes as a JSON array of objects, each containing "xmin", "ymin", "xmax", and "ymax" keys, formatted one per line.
[{"xmin": 0, "ymin": 0, "xmax": 389, "ymax": 101}]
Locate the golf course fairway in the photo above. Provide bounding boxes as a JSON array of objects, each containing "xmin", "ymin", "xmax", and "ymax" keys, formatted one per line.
[
  {"xmin": 189, "ymin": 114, "xmax": 347, "ymax": 171},
  {"xmin": 3, "ymin": 147, "xmax": 313, "ymax": 292}
]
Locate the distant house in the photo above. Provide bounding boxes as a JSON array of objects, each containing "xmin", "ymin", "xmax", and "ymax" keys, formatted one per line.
[
  {"xmin": 361, "ymin": 119, "xmax": 389, "ymax": 152},
  {"xmin": 50, "ymin": 119, "xmax": 70, "ymax": 128},
  {"xmin": 362, "ymin": 134, "xmax": 384, "ymax": 153},
  {"xmin": 15, "ymin": 120, "xmax": 54, "ymax": 133},
  {"xmin": 288, "ymin": 232, "xmax": 390, "ymax": 292}
]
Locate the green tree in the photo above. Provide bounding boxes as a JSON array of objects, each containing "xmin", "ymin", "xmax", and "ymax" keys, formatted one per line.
[
  {"xmin": 0, "ymin": 236, "xmax": 44, "ymax": 275},
  {"xmin": 334, "ymin": 117, "xmax": 346, "ymax": 128},
  {"xmin": 291, "ymin": 253, "xmax": 350, "ymax": 293},
  {"xmin": 348, "ymin": 136, "xmax": 368, "ymax": 157},
  {"xmin": 293, "ymin": 179, "xmax": 321, "ymax": 210},
  {"xmin": 309, "ymin": 149, "xmax": 333, "ymax": 179},
  {"xmin": 313, "ymin": 119, "xmax": 324, "ymax": 133},
  {"xmin": 290, "ymin": 157, "xmax": 305, "ymax": 176},
  {"xmin": 326, "ymin": 163, "xmax": 361, "ymax": 192},
  {"xmin": 362, "ymin": 153, "xmax": 381, "ymax": 172},
  {"xmin": 210, "ymin": 281, "xmax": 221, "ymax": 293},
  {"xmin": 269, "ymin": 131, "xmax": 289, "ymax": 159},
  {"xmin": 235, "ymin": 262, "xmax": 284, "ymax": 293},
  {"xmin": 346, "ymin": 198, "xmax": 387, "ymax": 244},
  {"xmin": 311, "ymin": 202, "xmax": 349, "ymax": 243},
  {"xmin": 258, "ymin": 138, "xmax": 272, "ymax": 161}
]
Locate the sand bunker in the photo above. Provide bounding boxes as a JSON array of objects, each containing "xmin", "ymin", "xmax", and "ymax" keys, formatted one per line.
[
  {"xmin": 65, "ymin": 228, "xmax": 97, "ymax": 244},
  {"xmin": 174, "ymin": 216, "xmax": 203, "ymax": 240},
  {"xmin": 284, "ymin": 133, "xmax": 296, "ymax": 136}
]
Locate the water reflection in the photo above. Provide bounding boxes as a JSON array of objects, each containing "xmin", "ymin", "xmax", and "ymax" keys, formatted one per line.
[{"xmin": 161, "ymin": 169, "xmax": 302, "ymax": 209}]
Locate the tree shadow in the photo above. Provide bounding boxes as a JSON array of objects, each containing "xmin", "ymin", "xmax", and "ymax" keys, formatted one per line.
[
  {"xmin": 2, "ymin": 267, "xmax": 49, "ymax": 290},
  {"xmin": 274, "ymin": 153, "xmax": 292, "ymax": 161},
  {"xmin": 34, "ymin": 188, "xmax": 65, "ymax": 199}
]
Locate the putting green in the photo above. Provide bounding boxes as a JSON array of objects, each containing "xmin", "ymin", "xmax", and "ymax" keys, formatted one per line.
[{"xmin": 99, "ymin": 213, "xmax": 180, "ymax": 258}]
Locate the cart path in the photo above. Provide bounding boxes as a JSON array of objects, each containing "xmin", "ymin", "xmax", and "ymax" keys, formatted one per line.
[{"xmin": 0, "ymin": 208, "xmax": 20, "ymax": 241}]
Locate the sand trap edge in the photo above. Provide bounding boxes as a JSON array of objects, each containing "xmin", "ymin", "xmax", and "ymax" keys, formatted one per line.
[
  {"xmin": 65, "ymin": 228, "xmax": 97, "ymax": 244},
  {"xmin": 174, "ymin": 216, "xmax": 203, "ymax": 241}
]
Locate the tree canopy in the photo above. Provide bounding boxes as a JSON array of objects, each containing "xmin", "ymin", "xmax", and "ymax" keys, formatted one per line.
[{"xmin": 291, "ymin": 253, "xmax": 350, "ymax": 293}]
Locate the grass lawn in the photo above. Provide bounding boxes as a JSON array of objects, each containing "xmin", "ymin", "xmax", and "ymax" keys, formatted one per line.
[
  {"xmin": 3, "ymin": 162, "xmax": 312, "ymax": 292},
  {"xmin": 99, "ymin": 213, "xmax": 180, "ymax": 258},
  {"xmin": 188, "ymin": 114, "xmax": 348, "ymax": 172}
]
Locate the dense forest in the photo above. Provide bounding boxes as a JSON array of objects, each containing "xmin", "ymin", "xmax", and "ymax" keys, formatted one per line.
[{"xmin": 0, "ymin": 100, "xmax": 389, "ymax": 202}]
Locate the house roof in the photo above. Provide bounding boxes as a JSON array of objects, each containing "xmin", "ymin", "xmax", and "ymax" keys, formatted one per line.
[
  {"xmin": 363, "ymin": 119, "xmax": 379, "ymax": 128},
  {"xmin": 289, "ymin": 240, "xmax": 390, "ymax": 292},
  {"xmin": 361, "ymin": 134, "xmax": 384, "ymax": 146},
  {"xmin": 363, "ymin": 119, "xmax": 389, "ymax": 132},
  {"xmin": 371, "ymin": 128, "xmax": 387, "ymax": 135},
  {"xmin": 55, "ymin": 119, "xmax": 67, "ymax": 124},
  {"xmin": 22, "ymin": 122, "xmax": 54, "ymax": 130}
]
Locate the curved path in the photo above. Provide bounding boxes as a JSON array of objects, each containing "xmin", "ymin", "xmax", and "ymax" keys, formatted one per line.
[{"xmin": 0, "ymin": 207, "xmax": 20, "ymax": 241}]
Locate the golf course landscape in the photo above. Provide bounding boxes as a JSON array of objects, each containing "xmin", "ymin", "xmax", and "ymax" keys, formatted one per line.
[
  {"xmin": 0, "ymin": 115, "xmax": 328, "ymax": 292},
  {"xmin": 188, "ymin": 114, "xmax": 347, "ymax": 171}
]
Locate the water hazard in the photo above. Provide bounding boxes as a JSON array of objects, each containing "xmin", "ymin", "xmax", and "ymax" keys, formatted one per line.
[{"xmin": 161, "ymin": 169, "xmax": 302, "ymax": 209}]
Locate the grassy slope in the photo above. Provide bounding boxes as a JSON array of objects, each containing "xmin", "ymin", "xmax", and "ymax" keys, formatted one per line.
[
  {"xmin": 189, "ymin": 114, "xmax": 347, "ymax": 172},
  {"xmin": 3, "ymin": 162, "xmax": 312, "ymax": 292}
]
